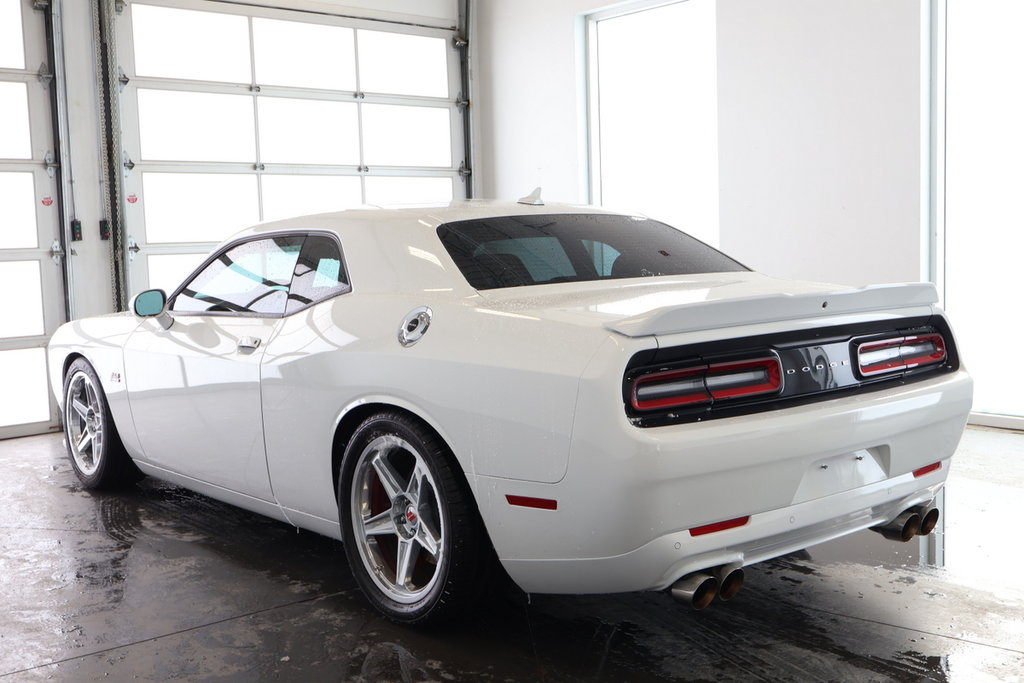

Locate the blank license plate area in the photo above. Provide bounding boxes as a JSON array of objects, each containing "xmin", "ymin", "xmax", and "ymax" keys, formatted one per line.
[{"xmin": 791, "ymin": 447, "xmax": 889, "ymax": 505}]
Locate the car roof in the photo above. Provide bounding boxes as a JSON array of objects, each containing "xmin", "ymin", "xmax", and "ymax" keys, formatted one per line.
[{"xmin": 242, "ymin": 199, "xmax": 626, "ymax": 237}]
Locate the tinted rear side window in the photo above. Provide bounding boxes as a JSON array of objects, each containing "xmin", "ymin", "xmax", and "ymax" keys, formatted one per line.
[{"xmin": 437, "ymin": 214, "xmax": 748, "ymax": 290}]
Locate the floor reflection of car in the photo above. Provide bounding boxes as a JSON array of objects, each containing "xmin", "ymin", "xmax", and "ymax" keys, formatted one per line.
[{"xmin": 47, "ymin": 200, "xmax": 973, "ymax": 623}]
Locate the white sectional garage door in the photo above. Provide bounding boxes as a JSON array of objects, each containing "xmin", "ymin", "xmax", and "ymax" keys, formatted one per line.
[
  {"xmin": 0, "ymin": 0, "xmax": 65, "ymax": 439},
  {"xmin": 115, "ymin": 1, "xmax": 466, "ymax": 294}
]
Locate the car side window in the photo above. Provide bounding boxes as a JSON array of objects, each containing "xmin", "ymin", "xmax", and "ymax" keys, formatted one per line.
[
  {"xmin": 172, "ymin": 236, "xmax": 304, "ymax": 315},
  {"xmin": 286, "ymin": 235, "xmax": 350, "ymax": 315}
]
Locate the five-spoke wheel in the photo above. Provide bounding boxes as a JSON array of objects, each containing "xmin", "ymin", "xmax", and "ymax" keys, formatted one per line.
[
  {"xmin": 65, "ymin": 367, "xmax": 105, "ymax": 477},
  {"xmin": 62, "ymin": 358, "xmax": 141, "ymax": 489},
  {"xmin": 339, "ymin": 412, "xmax": 489, "ymax": 623}
]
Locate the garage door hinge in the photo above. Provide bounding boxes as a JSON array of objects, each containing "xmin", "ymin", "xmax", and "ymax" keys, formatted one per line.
[
  {"xmin": 458, "ymin": 161, "xmax": 472, "ymax": 178},
  {"xmin": 123, "ymin": 152, "xmax": 135, "ymax": 175},
  {"xmin": 453, "ymin": 36, "xmax": 468, "ymax": 49},
  {"xmin": 32, "ymin": 1, "xmax": 50, "ymax": 11},
  {"xmin": 50, "ymin": 240, "xmax": 64, "ymax": 265},
  {"xmin": 456, "ymin": 92, "xmax": 469, "ymax": 111},
  {"xmin": 114, "ymin": 0, "xmax": 126, "ymax": 14},
  {"xmin": 118, "ymin": 67, "xmax": 129, "ymax": 92},
  {"xmin": 44, "ymin": 151, "xmax": 59, "ymax": 178},
  {"xmin": 127, "ymin": 235, "xmax": 140, "ymax": 262},
  {"xmin": 37, "ymin": 62, "xmax": 52, "ymax": 88}
]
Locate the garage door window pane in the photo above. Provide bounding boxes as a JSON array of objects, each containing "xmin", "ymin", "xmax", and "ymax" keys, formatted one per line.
[
  {"xmin": 143, "ymin": 173, "xmax": 259, "ymax": 243},
  {"xmin": 258, "ymin": 98, "xmax": 359, "ymax": 165},
  {"xmin": 132, "ymin": 5, "xmax": 250, "ymax": 83},
  {"xmin": 254, "ymin": 19, "xmax": 356, "ymax": 91},
  {"xmin": 0, "ymin": 82, "xmax": 32, "ymax": 159},
  {"xmin": 0, "ymin": 260, "xmax": 44, "ymax": 337},
  {"xmin": 365, "ymin": 176, "xmax": 453, "ymax": 205},
  {"xmin": 138, "ymin": 89, "xmax": 255, "ymax": 163},
  {"xmin": 0, "ymin": 348, "xmax": 49, "ymax": 427},
  {"xmin": 362, "ymin": 105, "xmax": 451, "ymax": 167},
  {"xmin": 262, "ymin": 175, "xmax": 362, "ymax": 222},
  {"xmin": 358, "ymin": 30, "xmax": 448, "ymax": 98},
  {"xmin": 0, "ymin": 172, "xmax": 37, "ymax": 249},
  {"xmin": 0, "ymin": 0, "xmax": 25, "ymax": 69},
  {"xmin": 148, "ymin": 253, "xmax": 207, "ymax": 294}
]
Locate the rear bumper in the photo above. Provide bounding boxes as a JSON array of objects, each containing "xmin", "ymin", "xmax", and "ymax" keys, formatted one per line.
[
  {"xmin": 476, "ymin": 368, "xmax": 972, "ymax": 594},
  {"xmin": 499, "ymin": 469, "xmax": 944, "ymax": 594}
]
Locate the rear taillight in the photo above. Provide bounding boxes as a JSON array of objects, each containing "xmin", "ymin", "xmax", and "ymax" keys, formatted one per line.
[
  {"xmin": 632, "ymin": 357, "xmax": 782, "ymax": 411},
  {"xmin": 857, "ymin": 333, "xmax": 946, "ymax": 377}
]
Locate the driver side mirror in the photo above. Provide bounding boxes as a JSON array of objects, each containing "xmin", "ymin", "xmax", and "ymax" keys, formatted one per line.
[{"xmin": 131, "ymin": 289, "xmax": 173, "ymax": 330}]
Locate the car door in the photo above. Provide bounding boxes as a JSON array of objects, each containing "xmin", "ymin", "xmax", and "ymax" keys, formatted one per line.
[{"xmin": 123, "ymin": 234, "xmax": 304, "ymax": 500}]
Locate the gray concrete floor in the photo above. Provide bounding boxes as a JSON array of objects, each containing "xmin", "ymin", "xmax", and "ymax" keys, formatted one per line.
[{"xmin": 1, "ymin": 427, "xmax": 1022, "ymax": 682}]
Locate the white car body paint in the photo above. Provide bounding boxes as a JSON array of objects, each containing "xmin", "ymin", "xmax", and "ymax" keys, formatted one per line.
[{"xmin": 47, "ymin": 201, "xmax": 973, "ymax": 596}]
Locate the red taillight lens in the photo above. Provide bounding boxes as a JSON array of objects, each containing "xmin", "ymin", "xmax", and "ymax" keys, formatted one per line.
[
  {"xmin": 631, "ymin": 357, "xmax": 782, "ymax": 411},
  {"xmin": 857, "ymin": 333, "xmax": 946, "ymax": 377}
]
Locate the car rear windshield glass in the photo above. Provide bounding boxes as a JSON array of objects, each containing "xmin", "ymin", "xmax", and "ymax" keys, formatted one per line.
[{"xmin": 437, "ymin": 214, "xmax": 748, "ymax": 290}]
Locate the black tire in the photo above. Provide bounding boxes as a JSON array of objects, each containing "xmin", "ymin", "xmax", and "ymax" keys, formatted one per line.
[
  {"xmin": 62, "ymin": 358, "xmax": 143, "ymax": 489},
  {"xmin": 338, "ymin": 411, "xmax": 490, "ymax": 624}
]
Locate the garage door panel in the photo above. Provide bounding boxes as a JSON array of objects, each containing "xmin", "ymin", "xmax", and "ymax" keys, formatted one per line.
[
  {"xmin": 257, "ymin": 98, "xmax": 360, "ymax": 165},
  {"xmin": 364, "ymin": 176, "xmax": 453, "ymax": 205},
  {"xmin": 119, "ymin": 1, "xmax": 466, "ymax": 295},
  {"xmin": 357, "ymin": 30, "xmax": 449, "ymax": 98},
  {"xmin": 362, "ymin": 104, "xmax": 452, "ymax": 167},
  {"xmin": 0, "ymin": 260, "xmax": 44, "ymax": 338},
  {"xmin": 253, "ymin": 18, "xmax": 356, "ymax": 91},
  {"xmin": 261, "ymin": 174, "xmax": 362, "ymax": 222},
  {"xmin": 142, "ymin": 172, "xmax": 259, "ymax": 243},
  {"xmin": 137, "ymin": 89, "xmax": 256, "ymax": 163},
  {"xmin": 131, "ymin": 4, "xmax": 250, "ymax": 83},
  {"xmin": 0, "ymin": 171, "xmax": 38, "ymax": 249},
  {"xmin": 0, "ymin": 348, "xmax": 50, "ymax": 428},
  {"xmin": 0, "ymin": 81, "xmax": 32, "ymax": 159}
]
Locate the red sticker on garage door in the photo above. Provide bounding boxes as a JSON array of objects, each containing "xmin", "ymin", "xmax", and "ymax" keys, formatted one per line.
[
  {"xmin": 127, "ymin": 194, "xmax": 138, "ymax": 204},
  {"xmin": 41, "ymin": 196, "xmax": 53, "ymax": 206}
]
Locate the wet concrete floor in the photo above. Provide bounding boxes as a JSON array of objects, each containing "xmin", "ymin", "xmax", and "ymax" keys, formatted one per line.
[{"xmin": 1, "ymin": 427, "xmax": 1022, "ymax": 681}]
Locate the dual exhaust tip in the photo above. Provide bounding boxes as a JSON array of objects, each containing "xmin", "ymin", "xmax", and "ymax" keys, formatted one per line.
[
  {"xmin": 672, "ymin": 504, "xmax": 940, "ymax": 608},
  {"xmin": 870, "ymin": 504, "xmax": 940, "ymax": 543},
  {"xmin": 670, "ymin": 564, "xmax": 744, "ymax": 610}
]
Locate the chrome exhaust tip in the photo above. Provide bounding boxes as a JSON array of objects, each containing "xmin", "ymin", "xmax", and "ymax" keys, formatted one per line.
[
  {"xmin": 670, "ymin": 573, "xmax": 719, "ymax": 610},
  {"xmin": 911, "ymin": 505, "xmax": 940, "ymax": 536},
  {"xmin": 713, "ymin": 564, "xmax": 745, "ymax": 602},
  {"xmin": 870, "ymin": 510, "xmax": 921, "ymax": 542}
]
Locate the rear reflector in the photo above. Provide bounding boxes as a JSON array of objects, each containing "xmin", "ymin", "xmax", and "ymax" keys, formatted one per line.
[
  {"xmin": 689, "ymin": 516, "xmax": 750, "ymax": 537},
  {"xmin": 912, "ymin": 462, "xmax": 942, "ymax": 478},
  {"xmin": 858, "ymin": 333, "xmax": 946, "ymax": 377},
  {"xmin": 506, "ymin": 495, "xmax": 558, "ymax": 510},
  {"xmin": 632, "ymin": 357, "xmax": 782, "ymax": 412}
]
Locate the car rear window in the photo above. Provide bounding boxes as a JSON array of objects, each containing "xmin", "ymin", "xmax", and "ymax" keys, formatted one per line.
[{"xmin": 436, "ymin": 213, "xmax": 748, "ymax": 290}]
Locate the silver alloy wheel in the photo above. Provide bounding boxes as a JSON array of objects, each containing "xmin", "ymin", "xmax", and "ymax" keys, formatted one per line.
[
  {"xmin": 64, "ymin": 370, "xmax": 104, "ymax": 476},
  {"xmin": 350, "ymin": 434, "xmax": 446, "ymax": 604}
]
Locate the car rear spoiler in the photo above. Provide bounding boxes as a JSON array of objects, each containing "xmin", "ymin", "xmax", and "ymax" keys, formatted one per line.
[{"xmin": 605, "ymin": 282, "xmax": 939, "ymax": 338}]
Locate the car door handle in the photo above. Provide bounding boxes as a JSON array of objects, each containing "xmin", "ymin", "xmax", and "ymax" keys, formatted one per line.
[{"xmin": 237, "ymin": 336, "xmax": 262, "ymax": 353}]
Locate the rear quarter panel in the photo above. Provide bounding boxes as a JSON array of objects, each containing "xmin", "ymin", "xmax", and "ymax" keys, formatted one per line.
[{"xmin": 260, "ymin": 292, "xmax": 610, "ymax": 525}]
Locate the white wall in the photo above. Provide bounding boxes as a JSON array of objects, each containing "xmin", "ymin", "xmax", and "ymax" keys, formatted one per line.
[
  {"xmin": 474, "ymin": 0, "xmax": 927, "ymax": 286},
  {"xmin": 716, "ymin": 0, "xmax": 924, "ymax": 286}
]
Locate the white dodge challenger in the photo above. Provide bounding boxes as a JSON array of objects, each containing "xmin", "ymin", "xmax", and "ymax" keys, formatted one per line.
[{"xmin": 47, "ymin": 200, "xmax": 973, "ymax": 623}]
